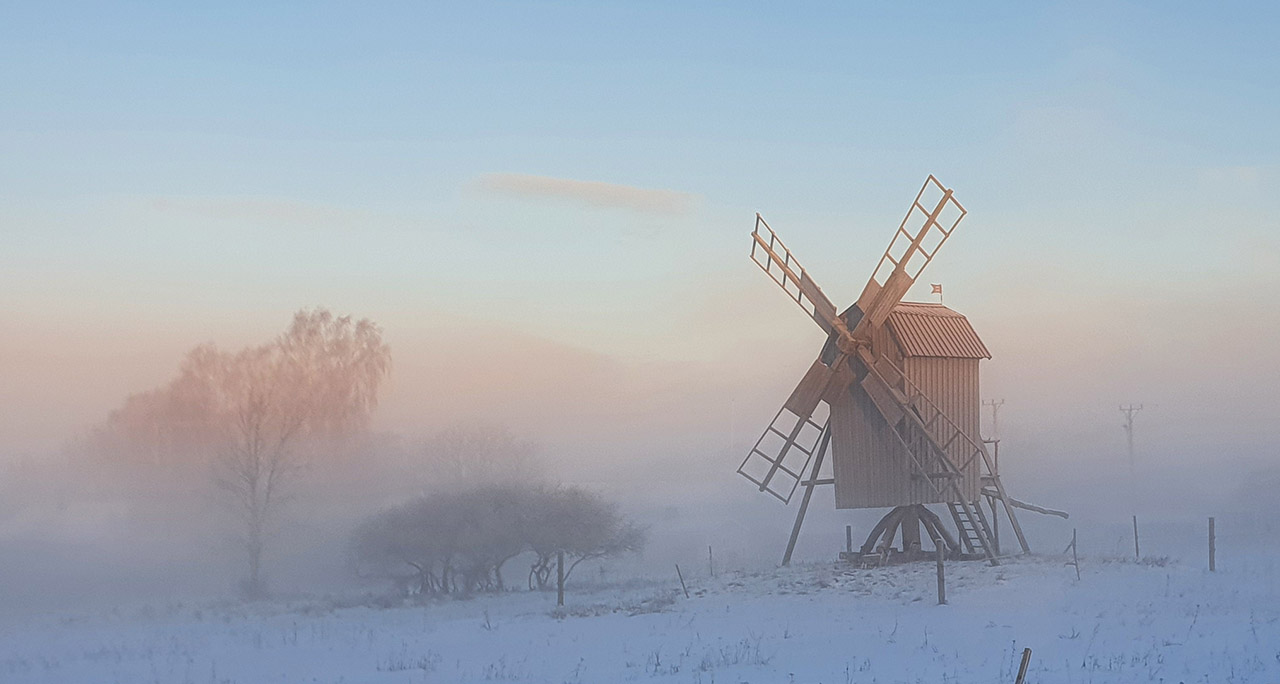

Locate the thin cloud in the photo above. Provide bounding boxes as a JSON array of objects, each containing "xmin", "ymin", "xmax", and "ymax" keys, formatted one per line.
[{"xmin": 477, "ymin": 173, "xmax": 697, "ymax": 216}]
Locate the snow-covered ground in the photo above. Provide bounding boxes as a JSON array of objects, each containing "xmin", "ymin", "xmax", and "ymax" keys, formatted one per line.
[{"xmin": 3, "ymin": 552, "xmax": 1277, "ymax": 684}]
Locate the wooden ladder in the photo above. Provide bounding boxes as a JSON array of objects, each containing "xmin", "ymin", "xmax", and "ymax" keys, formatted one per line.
[
  {"xmin": 947, "ymin": 500, "xmax": 995, "ymax": 557},
  {"xmin": 856, "ymin": 347, "xmax": 1029, "ymax": 564}
]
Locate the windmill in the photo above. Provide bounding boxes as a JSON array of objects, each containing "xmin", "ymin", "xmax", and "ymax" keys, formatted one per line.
[{"xmin": 737, "ymin": 176, "xmax": 1032, "ymax": 567}]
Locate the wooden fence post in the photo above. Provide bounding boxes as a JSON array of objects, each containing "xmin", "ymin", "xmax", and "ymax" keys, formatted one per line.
[
  {"xmin": 1132, "ymin": 515, "xmax": 1140, "ymax": 560},
  {"xmin": 556, "ymin": 551, "xmax": 564, "ymax": 607},
  {"xmin": 1014, "ymin": 648, "xmax": 1032, "ymax": 684},
  {"xmin": 676, "ymin": 564, "xmax": 690, "ymax": 598},
  {"xmin": 1071, "ymin": 528, "xmax": 1080, "ymax": 581},
  {"xmin": 846, "ymin": 525, "xmax": 853, "ymax": 554},
  {"xmin": 1208, "ymin": 517, "xmax": 1216, "ymax": 572},
  {"xmin": 708, "ymin": 545, "xmax": 714, "ymax": 577},
  {"xmin": 935, "ymin": 542, "xmax": 946, "ymax": 605}
]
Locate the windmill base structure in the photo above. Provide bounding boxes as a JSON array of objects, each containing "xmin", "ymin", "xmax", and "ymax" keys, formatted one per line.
[
  {"xmin": 736, "ymin": 176, "xmax": 1063, "ymax": 567},
  {"xmin": 782, "ymin": 433, "xmax": 1032, "ymax": 568}
]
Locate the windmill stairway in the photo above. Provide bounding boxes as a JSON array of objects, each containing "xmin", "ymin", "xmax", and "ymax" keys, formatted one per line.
[
  {"xmin": 856, "ymin": 346, "xmax": 1030, "ymax": 565},
  {"xmin": 947, "ymin": 500, "xmax": 996, "ymax": 557}
]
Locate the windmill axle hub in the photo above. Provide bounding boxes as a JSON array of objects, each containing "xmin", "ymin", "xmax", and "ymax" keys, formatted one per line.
[{"xmin": 834, "ymin": 332, "xmax": 862, "ymax": 354}]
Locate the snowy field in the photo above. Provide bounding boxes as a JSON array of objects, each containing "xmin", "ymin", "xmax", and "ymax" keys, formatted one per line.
[{"xmin": 3, "ymin": 552, "xmax": 1277, "ymax": 684}]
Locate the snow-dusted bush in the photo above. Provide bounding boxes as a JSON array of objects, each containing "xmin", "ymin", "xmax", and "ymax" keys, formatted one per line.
[
  {"xmin": 523, "ymin": 486, "xmax": 646, "ymax": 591},
  {"xmin": 349, "ymin": 484, "xmax": 645, "ymax": 597}
]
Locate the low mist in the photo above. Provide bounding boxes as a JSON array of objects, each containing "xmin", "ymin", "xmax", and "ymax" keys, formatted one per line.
[{"xmin": 4, "ymin": 264, "xmax": 1280, "ymax": 624}]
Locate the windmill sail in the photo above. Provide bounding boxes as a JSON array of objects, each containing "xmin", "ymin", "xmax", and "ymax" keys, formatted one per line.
[
  {"xmin": 851, "ymin": 175, "xmax": 966, "ymax": 338},
  {"xmin": 737, "ymin": 175, "xmax": 1029, "ymax": 567},
  {"xmin": 737, "ymin": 357, "xmax": 833, "ymax": 504},
  {"xmin": 750, "ymin": 214, "xmax": 842, "ymax": 335}
]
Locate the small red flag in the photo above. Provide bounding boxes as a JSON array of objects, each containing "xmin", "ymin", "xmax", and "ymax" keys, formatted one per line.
[{"xmin": 931, "ymin": 284, "xmax": 943, "ymax": 295}]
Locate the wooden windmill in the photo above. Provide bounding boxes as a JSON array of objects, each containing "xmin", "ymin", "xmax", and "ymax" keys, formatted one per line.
[{"xmin": 737, "ymin": 176, "xmax": 1031, "ymax": 567}]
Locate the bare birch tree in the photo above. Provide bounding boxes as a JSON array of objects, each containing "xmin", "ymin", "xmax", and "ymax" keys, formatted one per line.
[{"xmin": 201, "ymin": 309, "xmax": 389, "ymax": 597}]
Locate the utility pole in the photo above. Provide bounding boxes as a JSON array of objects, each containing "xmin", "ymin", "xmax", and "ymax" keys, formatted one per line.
[
  {"xmin": 982, "ymin": 399, "xmax": 1005, "ymax": 439},
  {"xmin": 1120, "ymin": 404, "xmax": 1143, "ymax": 481},
  {"xmin": 1120, "ymin": 404, "xmax": 1143, "ymax": 559}
]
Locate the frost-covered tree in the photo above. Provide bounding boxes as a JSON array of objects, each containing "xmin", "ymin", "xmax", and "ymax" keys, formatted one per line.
[
  {"xmin": 88, "ymin": 308, "xmax": 390, "ymax": 598},
  {"xmin": 524, "ymin": 486, "xmax": 646, "ymax": 590},
  {"xmin": 350, "ymin": 483, "xmax": 645, "ymax": 597},
  {"xmin": 206, "ymin": 309, "xmax": 390, "ymax": 597}
]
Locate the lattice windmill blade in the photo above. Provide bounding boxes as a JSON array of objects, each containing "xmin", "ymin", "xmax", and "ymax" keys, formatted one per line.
[
  {"xmin": 737, "ymin": 355, "xmax": 837, "ymax": 504},
  {"xmin": 735, "ymin": 175, "xmax": 1036, "ymax": 567},
  {"xmin": 750, "ymin": 214, "xmax": 842, "ymax": 336},
  {"xmin": 849, "ymin": 176, "xmax": 966, "ymax": 338}
]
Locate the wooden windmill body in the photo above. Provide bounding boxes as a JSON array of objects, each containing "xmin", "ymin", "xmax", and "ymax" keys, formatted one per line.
[
  {"xmin": 831, "ymin": 302, "xmax": 988, "ymax": 509},
  {"xmin": 737, "ymin": 176, "xmax": 1031, "ymax": 566}
]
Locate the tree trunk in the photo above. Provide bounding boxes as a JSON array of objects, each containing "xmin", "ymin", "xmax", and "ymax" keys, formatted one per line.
[{"xmin": 245, "ymin": 524, "xmax": 265, "ymax": 598}]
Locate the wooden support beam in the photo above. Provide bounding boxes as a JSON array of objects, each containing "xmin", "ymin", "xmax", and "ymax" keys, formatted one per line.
[
  {"xmin": 860, "ymin": 506, "xmax": 909, "ymax": 555},
  {"xmin": 900, "ymin": 506, "xmax": 921, "ymax": 553},
  {"xmin": 918, "ymin": 505, "xmax": 960, "ymax": 555},
  {"xmin": 977, "ymin": 447, "xmax": 1031, "ymax": 555},
  {"xmin": 980, "ymin": 489, "xmax": 1069, "ymax": 519},
  {"xmin": 781, "ymin": 425, "xmax": 832, "ymax": 566},
  {"xmin": 800, "ymin": 478, "xmax": 836, "ymax": 486},
  {"xmin": 882, "ymin": 511, "xmax": 906, "ymax": 554}
]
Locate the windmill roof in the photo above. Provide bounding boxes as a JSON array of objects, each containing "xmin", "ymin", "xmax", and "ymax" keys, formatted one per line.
[{"xmin": 886, "ymin": 302, "xmax": 991, "ymax": 359}]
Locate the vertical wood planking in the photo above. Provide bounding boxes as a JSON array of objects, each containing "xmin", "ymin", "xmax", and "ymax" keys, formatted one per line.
[
  {"xmin": 831, "ymin": 305, "xmax": 986, "ymax": 509},
  {"xmin": 902, "ymin": 356, "xmax": 982, "ymax": 503}
]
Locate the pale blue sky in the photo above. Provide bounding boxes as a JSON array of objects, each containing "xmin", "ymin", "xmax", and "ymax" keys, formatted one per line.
[{"xmin": 3, "ymin": 2, "xmax": 1279, "ymax": 461}]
